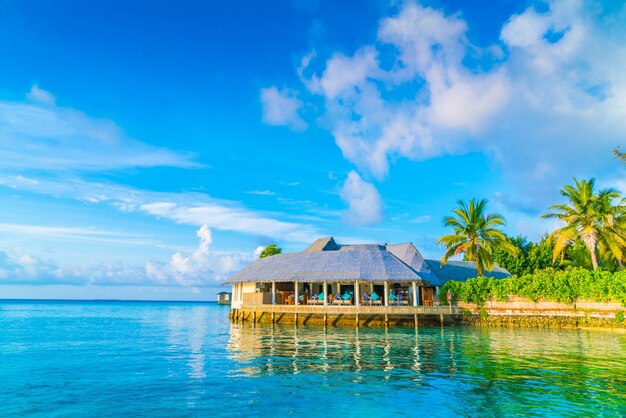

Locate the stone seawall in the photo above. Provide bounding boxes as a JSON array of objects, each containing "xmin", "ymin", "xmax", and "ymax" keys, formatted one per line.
[
  {"xmin": 460, "ymin": 314, "xmax": 626, "ymax": 329},
  {"xmin": 456, "ymin": 297, "xmax": 626, "ymax": 330}
]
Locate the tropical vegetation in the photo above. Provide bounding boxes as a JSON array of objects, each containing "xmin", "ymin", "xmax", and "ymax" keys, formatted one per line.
[
  {"xmin": 259, "ymin": 244, "xmax": 282, "ymax": 258},
  {"xmin": 542, "ymin": 178, "xmax": 626, "ymax": 270},
  {"xmin": 440, "ymin": 268, "xmax": 626, "ymax": 306},
  {"xmin": 438, "ymin": 198, "xmax": 519, "ymax": 276},
  {"xmin": 437, "ymin": 176, "xmax": 626, "ymax": 306}
]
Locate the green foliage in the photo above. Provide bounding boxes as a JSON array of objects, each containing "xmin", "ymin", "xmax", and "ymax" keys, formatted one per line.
[
  {"xmin": 614, "ymin": 146, "xmax": 626, "ymax": 163},
  {"xmin": 478, "ymin": 309, "xmax": 488, "ymax": 319},
  {"xmin": 440, "ymin": 267, "xmax": 626, "ymax": 307},
  {"xmin": 259, "ymin": 244, "xmax": 282, "ymax": 259},
  {"xmin": 492, "ymin": 235, "xmax": 557, "ymax": 276},
  {"xmin": 542, "ymin": 177, "xmax": 626, "ymax": 270},
  {"xmin": 438, "ymin": 198, "xmax": 519, "ymax": 276},
  {"xmin": 615, "ymin": 310, "xmax": 625, "ymax": 323},
  {"xmin": 491, "ymin": 234, "xmax": 621, "ymax": 275}
]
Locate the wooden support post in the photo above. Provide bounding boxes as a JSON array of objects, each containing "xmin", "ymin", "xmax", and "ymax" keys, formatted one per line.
[
  {"xmin": 414, "ymin": 313, "xmax": 418, "ymax": 330},
  {"xmin": 385, "ymin": 313, "xmax": 389, "ymax": 328},
  {"xmin": 294, "ymin": 281, "xmax": 299, "ymax": 323},
  {"xmin": 384, "ymin": 282, "xmax": 389, "ymax": 307},
  {"xmin": 412, "ymin": 281, "xmax": 418, "ymax": 307},
  {"xmin": 323, "ymin": 281, "xmax": 328, "ymax": 306},
  {"xmin": 272, "ymin": 281, "xmax": 276, "ymax": 305},
  {"xmin": 355, "ymin": 280, "xmax": 360, "ymax": 307}
]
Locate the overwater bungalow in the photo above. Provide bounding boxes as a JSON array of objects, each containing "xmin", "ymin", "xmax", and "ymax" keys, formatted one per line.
[
  {"xmin": 225, "ymin": 237, "xmax": 509, "ymax": 327},
  {"xmin": 216, "ymin": 291, "xmax": 232, "ymax": 305}
]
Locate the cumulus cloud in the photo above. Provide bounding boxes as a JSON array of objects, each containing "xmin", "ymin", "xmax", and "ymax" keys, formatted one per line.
[
  {"xmin": 340, "ymin": 171, "xmax": 383, "ymax": 226},
  {"xmin": 0, "ymin": 85, "xmax": 198, "ymax": 171},
  {"xmin": 260, "ymin": 86, "xmax": 307, "ymax": 131},
  {"xmin": 146, "ymin": 225, "xmax": 255, "ymax": 286},
  {"xmin": 0, "ymin": 248, "xmax": 148, "ymax": 286},
  {"xmin": 0, "ymin": 225, "xmax": 256, "ymax": 286},
  {"xmin": 271, "ymin": 0, "xmax": 626, "ymax": 216},
  {"xmin": 297, "ymin": 2, "xmax": 510, "ymax": 179}
]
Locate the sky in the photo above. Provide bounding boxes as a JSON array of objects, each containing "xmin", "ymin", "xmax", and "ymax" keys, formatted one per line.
[{"xmin": 0, "ymin": 0, "xmax": 625, "ymax": 301}]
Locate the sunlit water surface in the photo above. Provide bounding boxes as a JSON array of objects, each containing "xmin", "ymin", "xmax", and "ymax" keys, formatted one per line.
[{"xmin": 1, "ymin": 301, "xmax": 625, "ymax": 417}]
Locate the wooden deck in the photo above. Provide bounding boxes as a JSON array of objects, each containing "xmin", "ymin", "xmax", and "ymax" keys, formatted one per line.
[
  {"xmin": 238, "ymin": 303, "xmax": 458, "ymax": 315},
  {"xmin": 230, "ymin": 304, "xmax": 460, "ymax": 327}
]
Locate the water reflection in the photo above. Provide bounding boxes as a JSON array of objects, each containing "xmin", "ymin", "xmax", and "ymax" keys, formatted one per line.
[
  {"xmin": 166, "ymin": 306, "xmax": 210, "ymax": 380},
  {"xmin": 227, "ymin": 322, "xmax": 626, "ymax": 414},
  {"xmin": 227, "ymin": 322, "xmax": 459, "ymax": 381}
]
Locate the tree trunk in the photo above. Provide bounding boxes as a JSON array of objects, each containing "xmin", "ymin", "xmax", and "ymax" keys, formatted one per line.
[{"xmin": 586, "ymin": 241, "xmax": 599, "ymax": 270}]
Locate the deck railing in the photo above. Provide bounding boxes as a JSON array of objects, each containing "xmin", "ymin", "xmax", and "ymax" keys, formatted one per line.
[{"xmin": 239, "ymin": 303, "xmax": 458, "ymax": 315}]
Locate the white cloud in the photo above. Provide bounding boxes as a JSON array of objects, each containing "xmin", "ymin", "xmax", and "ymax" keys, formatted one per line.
[
  {"xmin": 277, "ymin": 0, "xmax": 626, "ymax": 216},
  {"xmin": 0, "ymin": 175, "xmax": 322, "ymax": 244},
  {"xmin": 260, "ymin": 86, "xmax": 307, "ymax": 131},
  {"xmin": 27, "ymin": 84, "xmax": 56, "ymax": 106},
  {"xmin": 339, "ymin": 170, "xmax": 383, "ymax": 226},
  {"xmin": 0, "ymin": 225, "xmax": 257, "ymax": 286},
  {"xmin": 0, "ymin": 86, "xmax": 198, "ymax": 171},
  {"xmin": 146, "ymin": 225, "xmax": 254, "ymax": 286},
  {"xmin": 245, "ymin": 190, "xmax": 276, "ymax": 196},
  {"xmin": 310, "ymin": 47, "xmax": 379, "ymax": 99},
  {"xmin": 0, "ymin": 223, "xmax": 164, "ymax": 247},
  {"xmin": 296, "ymin": 2, "xmax": 509, "ymax": 180}
]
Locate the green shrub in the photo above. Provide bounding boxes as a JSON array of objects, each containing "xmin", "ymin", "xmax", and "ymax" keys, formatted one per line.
[
  {"xmin": 441, "ymin": 267, "xmax": 626, "ymax": 307},
  {"xmin": 616, "ymin": 310, "xmax": 625, "ymax": 324}
]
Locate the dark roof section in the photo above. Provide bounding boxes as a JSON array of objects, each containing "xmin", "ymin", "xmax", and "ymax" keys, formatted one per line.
[
  {"xmin": 224, "ymin": 237, "xmax": 511, "ymax": 285},
  {"xmin": 424, "ymin": 260, "xmax": 510, "ymax": 282}
]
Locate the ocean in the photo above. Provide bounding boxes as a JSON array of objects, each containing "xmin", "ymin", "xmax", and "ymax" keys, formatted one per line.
[{"xmin": 1, "ymin": 300, "xmax": 624, "ymax": 417}]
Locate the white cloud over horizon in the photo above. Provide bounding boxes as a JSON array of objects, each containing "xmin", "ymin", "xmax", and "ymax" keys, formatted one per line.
[{"xmin": 0, "ymin": 225, "xmax": 256, "ymax": 287}]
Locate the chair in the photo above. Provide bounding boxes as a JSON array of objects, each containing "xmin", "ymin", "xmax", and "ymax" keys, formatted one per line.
[
  {"xmin": 389, "ymin": 292, "xmax": 397, "ymax": 305},
  {"xmin": 370, "ymin": 292, "xmax": 382, "ymax": 305}
]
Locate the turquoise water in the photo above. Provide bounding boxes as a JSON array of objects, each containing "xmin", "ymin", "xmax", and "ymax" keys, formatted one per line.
[{"xmin": 1, "ymin": 301, "xmax": 625, "ymax": 417}]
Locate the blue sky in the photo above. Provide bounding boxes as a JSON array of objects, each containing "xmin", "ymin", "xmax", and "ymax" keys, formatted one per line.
[{"xmin": 0, "ymin": 0, "xmax": 625, "ymax": 300}]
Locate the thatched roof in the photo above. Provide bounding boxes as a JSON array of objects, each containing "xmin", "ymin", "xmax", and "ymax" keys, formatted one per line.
[{"xmin": 224, "ymin": 237, "xmax": 510, "ymax": 286}]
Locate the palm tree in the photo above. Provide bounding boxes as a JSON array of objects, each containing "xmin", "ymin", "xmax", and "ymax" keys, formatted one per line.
[
  {"xmin": 438, "ymin": 198, "xmax": 518, "ymax": 276},
  {"xmin": 542, "ymin": 178, "xmax": 626, "ymax": 270}
]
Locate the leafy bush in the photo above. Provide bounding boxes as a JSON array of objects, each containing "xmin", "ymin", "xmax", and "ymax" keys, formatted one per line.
[
  {"xmin": 440, "ymin": 267, "xmax": 626, "ymax": 306},
  {"xmin": 616, "ymin": 310, "xmax": 625, "ymax": 324}
]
